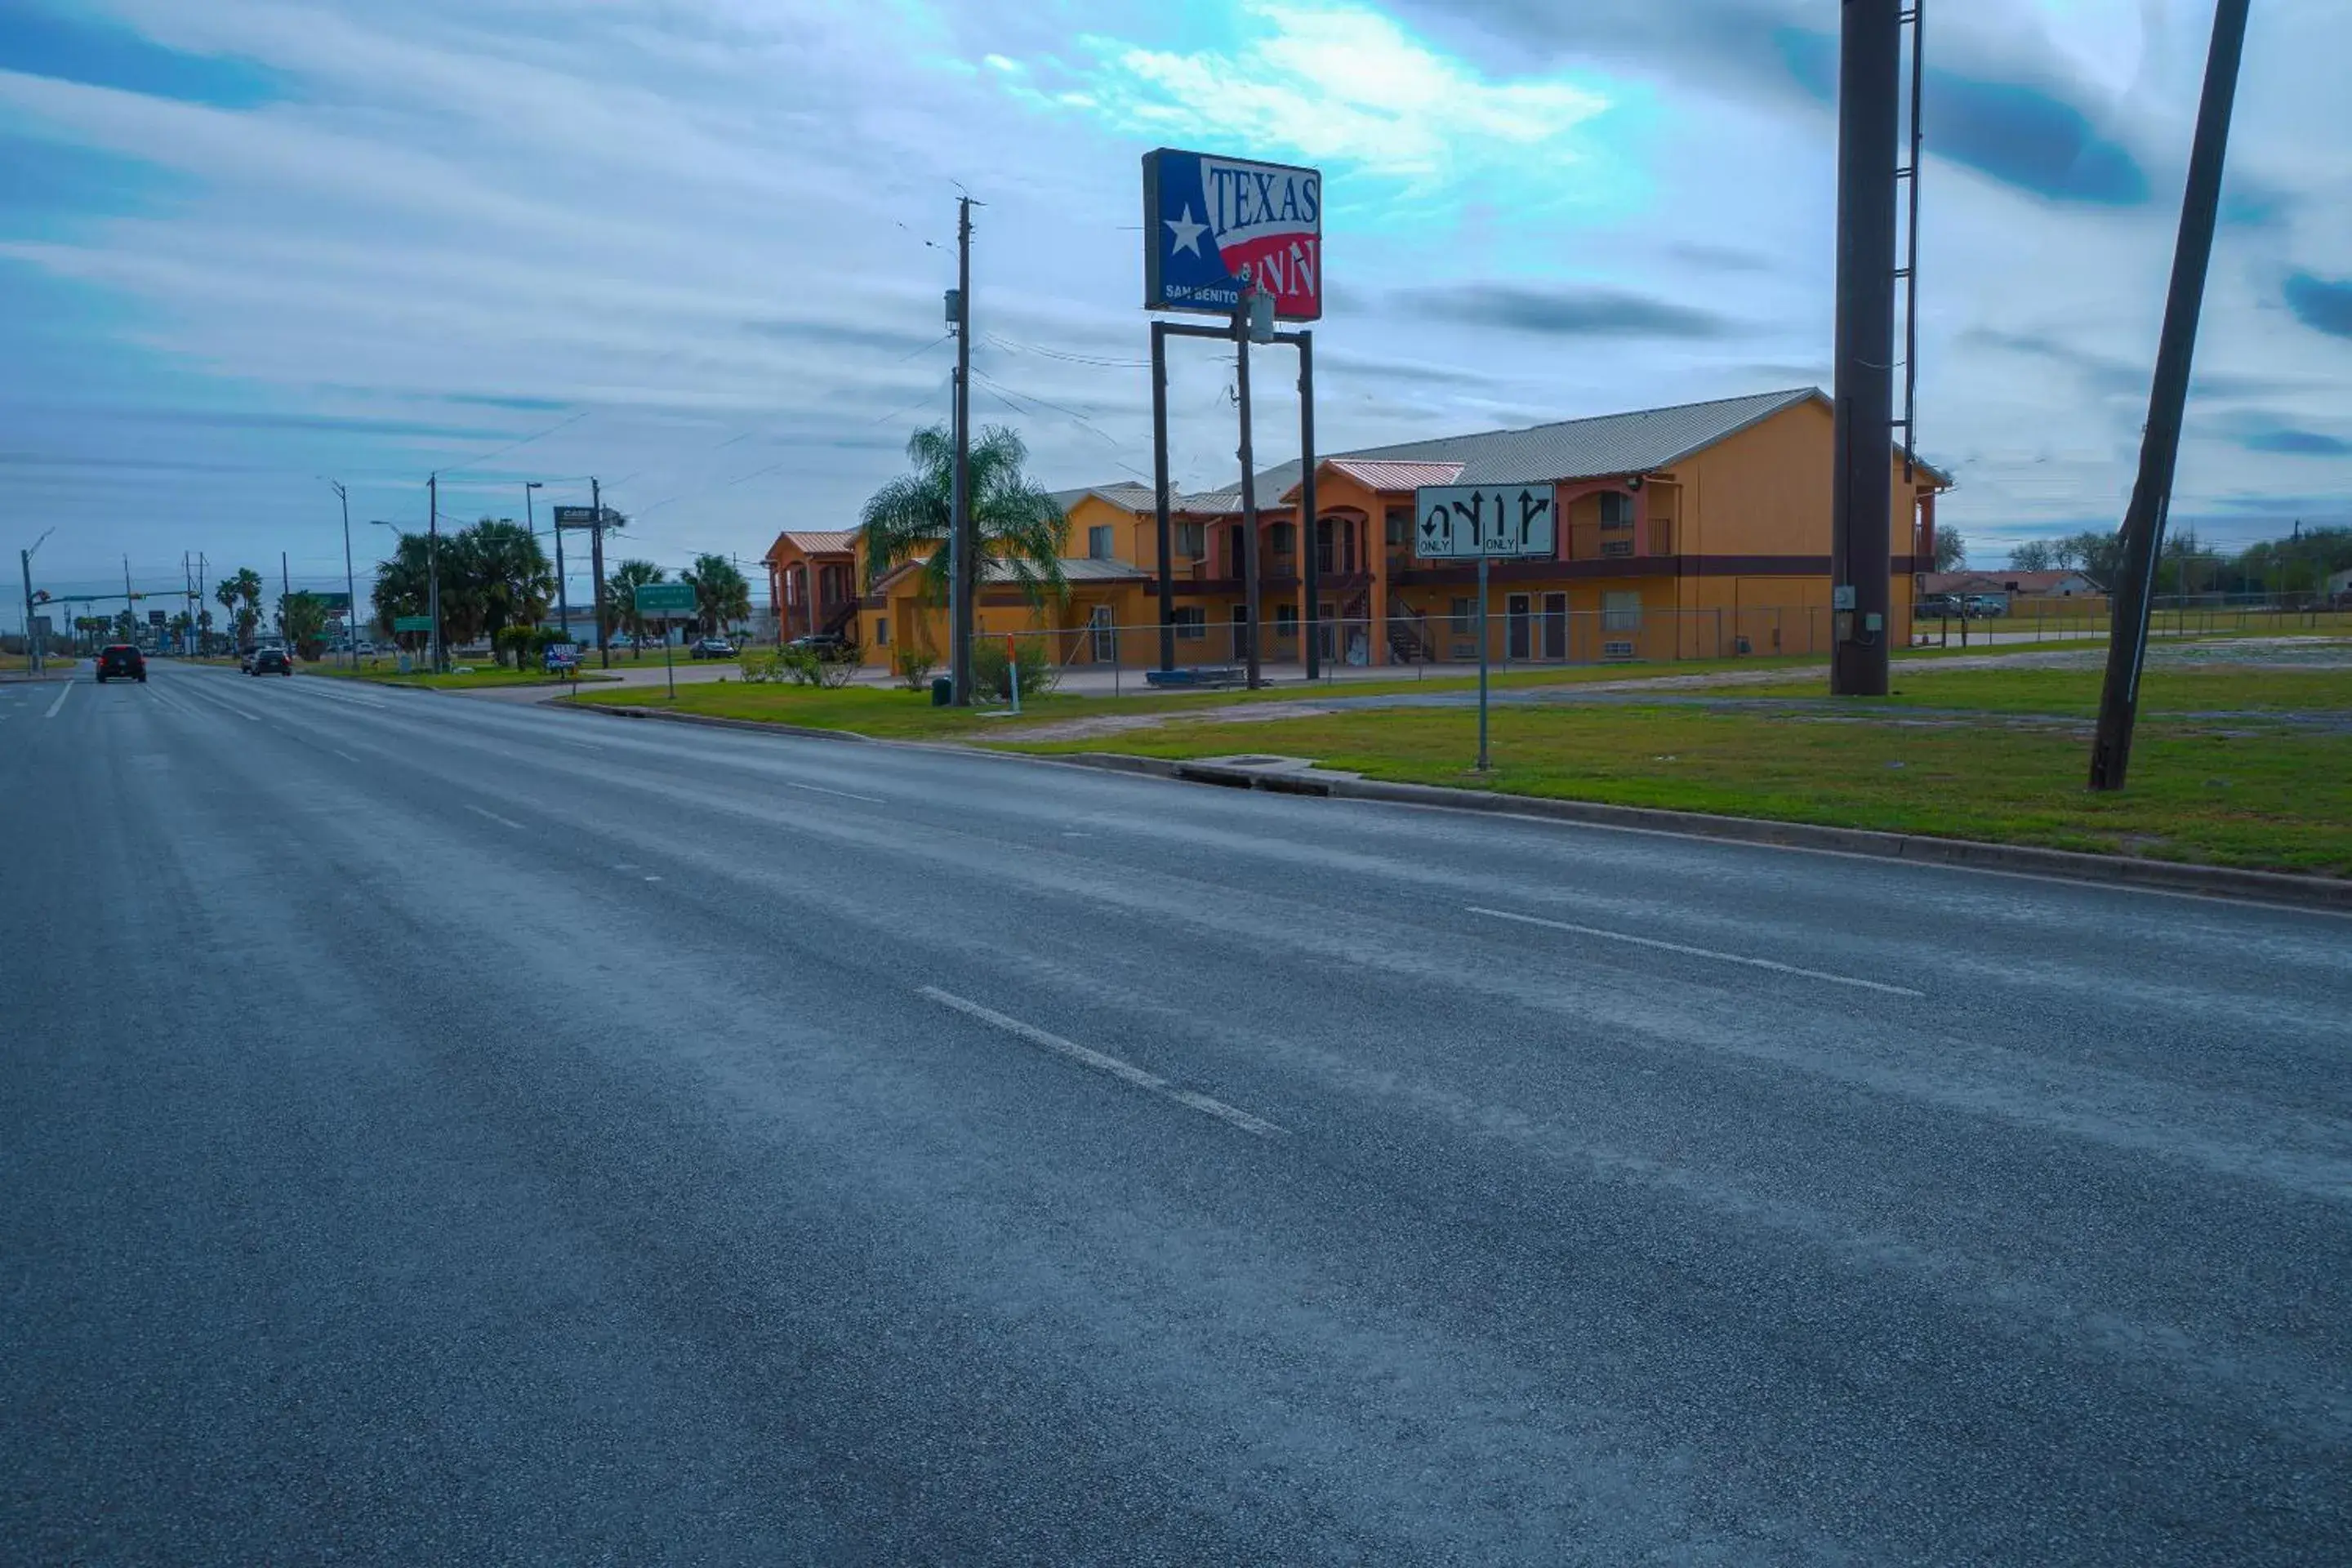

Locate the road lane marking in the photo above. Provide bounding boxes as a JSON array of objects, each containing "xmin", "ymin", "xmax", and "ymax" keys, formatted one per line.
[
  {"xmin": 464, "ymin": 804, "xmax": 525, "ymax": 830},
  {"xmin": 43, "ymin": 685, "xmax": 71, "ymax": 719},
  {"xmin": 778, "ymin": 779, "xmax": 884, "ymax": 804},
  {"xmin": 920, "ymin": 986, "xmax": 1283, "ymax": 1138},
  {"xmin": 333, "ymin": 750, "xmax": 359, "ymax": 763},
  {"xmin": 1467, "ymin": 906, "xmax": 1924, "ymax": 997}
]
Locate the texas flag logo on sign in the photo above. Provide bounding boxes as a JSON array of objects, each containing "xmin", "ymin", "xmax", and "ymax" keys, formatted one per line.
[{"xmin": 1143, "ymin": 149, "xmax": 1323, "ymax": 322}]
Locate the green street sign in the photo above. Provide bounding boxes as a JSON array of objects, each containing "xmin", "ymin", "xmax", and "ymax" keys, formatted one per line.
[
  {"xmin": 393, "ymin": 615, "xmax": 434, "ymax": 632},
  {"xmin": 633, "ymin": 581, "xmax": 697, "ymax": 615}
]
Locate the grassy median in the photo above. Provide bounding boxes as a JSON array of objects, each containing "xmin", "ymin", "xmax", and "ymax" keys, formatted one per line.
[
  {"xmin": 1001, "ymin": 648, "xmax": 2352, "ymax": 879},
  {"xmin": 308, "ymin": 662, "xmax": 621, "ymax": 689}
]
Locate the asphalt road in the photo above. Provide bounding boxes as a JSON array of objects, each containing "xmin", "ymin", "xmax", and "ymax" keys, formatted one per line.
[{"xmin": 5, "ymin": 660, "xmax": 2348, "ymax": 1565}]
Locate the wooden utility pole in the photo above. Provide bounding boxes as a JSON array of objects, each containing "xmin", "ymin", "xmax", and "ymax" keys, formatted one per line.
[
  {"xmin": 2090, "ymin": 0, "xmax": 2250, "ymax": 791},
  {"xmin": 949, "ymin": 195, "xmax": 975, "ymax": 704}
]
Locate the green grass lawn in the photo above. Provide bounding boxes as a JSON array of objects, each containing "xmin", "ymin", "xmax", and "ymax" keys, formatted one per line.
[
  {"xmin": 1009, "ymin": 702, "xmax": 2352, "ymax": 877},
  {"xmin": 310, "ymin": 661, "xmax": 621, "ymax": 689},
  {"xmin": 1735, "ymin": 658, "xmax": 2352, "ymax": 717}
]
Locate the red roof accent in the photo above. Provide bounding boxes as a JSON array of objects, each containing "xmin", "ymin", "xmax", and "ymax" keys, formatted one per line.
[{"xmin": 1283, "ymin": 459, "xmax": 1463, "ymax": 502}]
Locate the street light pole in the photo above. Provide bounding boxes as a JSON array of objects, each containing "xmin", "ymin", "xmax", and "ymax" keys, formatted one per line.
[
  {"xmin": 20, "ymin": 528, "xmax": 52, "ymax": 675},
  {"xmin": 532, "ymin": 481, "xmax": 564, "ymax": 644},
  {"xmin": 427, "ymin": 473, "xmax": 443, "ymax": 673},
  {"xmin": 328, "ymin": 480, "xmax": 356, "ymax": 668}
]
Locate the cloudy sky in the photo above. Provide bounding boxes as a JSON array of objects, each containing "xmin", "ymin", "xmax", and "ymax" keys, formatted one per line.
[{"xmin": 2, "ymin": 0, "xmax": 2347, "ymax": 612}]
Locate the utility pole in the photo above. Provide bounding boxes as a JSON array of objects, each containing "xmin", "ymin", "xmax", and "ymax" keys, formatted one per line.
[
  {"xmin": 123, "ymin": 555, "xmax": 136, "ymax": 646},
  {"xmin": 330, "ymin": 480, "xmax": 356, "ymax": 668},
  {"xmin": 426, "ymin": 474, "xmax": 445, "ymax": 671},
  {"xmin": 1829, "ymin": 0, "xmax": 1900, "ymax": 697},
  {"xmin": 280, "ymin": 550, "xmax": 291, "ymax": 646},
  {"xmin": 195, "ymin": 553, "xmax": 207, "ymax": 655},
  {"xmin": 2090, "ymin": 0, "xmax": 2250, "ymax": 791},
  {"xmin": 949, "ymin": 194, "xmax": 975, "ymax": 705},
  {"xmin": 590, "ymin": 476, "xmax": 610, "ymax": 670}
]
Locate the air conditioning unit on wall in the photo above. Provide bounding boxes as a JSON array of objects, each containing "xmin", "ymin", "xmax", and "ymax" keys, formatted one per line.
[{"xmin": 1602, "ymin": 639, "xmax": 1636, "ymax": 660}]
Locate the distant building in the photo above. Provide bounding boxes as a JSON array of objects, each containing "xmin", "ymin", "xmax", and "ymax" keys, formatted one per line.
[
  {"xmin": 1920, "ymin": 569, "xmax": 2104, "ymax": 603},
  {"xmin": 795, "ymin": 386, "xmax": 1949, "ymax": 669}
]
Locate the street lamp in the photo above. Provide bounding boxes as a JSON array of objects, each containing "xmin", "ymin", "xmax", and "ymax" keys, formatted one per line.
[
  {"xmin": 19, "ymin": 527, "xmax": 54, "ymax": 675},
  {"xmin": 526, "ymin": 482, "xmax": 564, "ymax": 640},
  {"xmin": 324, "ymin": 479, "xmax": 357, "ymax": 668}
]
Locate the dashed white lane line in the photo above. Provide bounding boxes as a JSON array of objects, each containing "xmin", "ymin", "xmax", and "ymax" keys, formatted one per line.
[
  {"xmin": 778, "ymin": 779, "xmax": 885, "ymax": 804},
  {"xmin": 333, "ymin": 750, "xmax": 360, "ymax": 763},
  {"xmin": 920, "ymin": 986, "xmax": 1283, "ymax": 1138},
  {"xmin": 1466, "ymin": 905, "xmax": 1925, "ymax": 997},
  {"xmin": 43, "ymin": 684, "xmax": 72, "ymax": 719},
  {"xmin": 464, "ymin": 804, "xmax": 526, "ymax": 831}
]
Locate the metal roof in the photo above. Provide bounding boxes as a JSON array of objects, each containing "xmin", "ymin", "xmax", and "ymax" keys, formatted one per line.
[
  {"xmin": 766, "ymin": 528, "xmax": 858, "ymax": 558},
  {"xmin": 1327, "ymin": 388, "xmax": 1826, "ymax": 485},
  {"xmin": 1317, "ymin": 459, "xmax": 1464, "ymax": 494}
]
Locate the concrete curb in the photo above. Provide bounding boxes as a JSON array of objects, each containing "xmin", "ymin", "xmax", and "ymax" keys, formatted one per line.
[{"xmin": 560, "ymin": 701, "xmax": 2352, "ymax": 915}]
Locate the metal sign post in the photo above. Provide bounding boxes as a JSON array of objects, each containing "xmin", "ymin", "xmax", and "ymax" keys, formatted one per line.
[
  {"xmin": 1414, "ymin": 483, "xmax": 1557, "ymax": 773},
  {"xmin": 634, "ymin": 581, "xmax": 697, "ymax": 701}
]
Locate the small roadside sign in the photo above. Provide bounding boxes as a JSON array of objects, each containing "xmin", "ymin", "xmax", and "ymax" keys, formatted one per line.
[
  {"xmin": 1413, "ymin": 482, "xmax": 1557, "ymax": 773},
  {"xmin": 1414, "ymin": 483, "xmax": 1556, "ymax": 560},
  {"xmin": 633, "ymin": 581, "xmax": 696, "ymax": 616},
  {"xmin": 393, "ymin": 614, "xmax": 434, "ymax": 633}
]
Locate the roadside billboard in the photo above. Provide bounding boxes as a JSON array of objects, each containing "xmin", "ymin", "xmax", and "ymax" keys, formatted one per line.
[{"xmin": 1143, "ymin": 149, "xmax": 1322, "ymax": 320}]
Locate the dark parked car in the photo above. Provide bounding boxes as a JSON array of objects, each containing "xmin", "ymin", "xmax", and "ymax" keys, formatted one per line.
[
  {"xmin": 689, "ymin": 637, "xmax": 737, "ymax": 660},
  {"xmin": 247, "ymin": 648, "xmax": 293, "ymax": 676},
  {"xmin": 785, "ymin": 631, "xmax": 856, "ymax": 657},
  {"xmin": 96, "ymin": 644, "xmax": 146, "ymax": 683}
]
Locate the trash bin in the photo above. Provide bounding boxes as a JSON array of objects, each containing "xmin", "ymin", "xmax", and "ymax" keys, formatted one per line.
[{"xmin": 931, "ymin": 675, "xmax": 953, "ymax": 707}]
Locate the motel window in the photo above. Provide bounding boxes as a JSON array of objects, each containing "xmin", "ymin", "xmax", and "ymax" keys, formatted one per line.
[
  {"xmin": 1385, "ymin": 507, "xmax": 1413, "ymax": 548},
  {"xmin": 1599, "ymin": 492, "xmax": 1635, "ymax": 529},
  {"xmin": 1450, "ymin": 596, "xmax": 1476, "ymax": 631},
  {"xmin": 1176, "ymin": 521, "xmax": 1205, "ymax": 558},
  {"xmin": 875, "ymin": 617, "xmax": 889, "ymax": 647},
  {"xmin": 1174, "ymin": 606, "xmax": 1205, "ymax": 640},
  {"xmin": 1269, "ymin": 521, "xmax": 1295, "ymax": 555},
  {"xmin": 1276, "ymin": 604, "xmax": 1298, "ymax": 635},
  {"xmin": 1602, "ymin": 591, "xmax": 1642, "ymax": 631},
  {"xmin": 1088, "ymin": 524, "xmax": 1114, "ymax": 560}
]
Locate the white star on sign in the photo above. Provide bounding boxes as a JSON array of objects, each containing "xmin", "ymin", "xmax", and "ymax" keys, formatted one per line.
[{"xmin": 1164, "ymin": 204, "xmax": 1207, "ymax": 257}]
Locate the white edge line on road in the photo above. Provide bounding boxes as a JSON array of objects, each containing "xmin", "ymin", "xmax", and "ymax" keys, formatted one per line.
[
  {"xmin": 464, "ymin": 804, "xmax": 526, "ymax": 831},
  {"xmin": 919, "ymin": 986, "xmax": 1282, "ymax": 1138},
  {"xmin": 1467, "ymin": 905, "xmax": 1925, "ymax": 997},
  {"xmin": 333, "ymin": 750, "xmax": 359, "ymax": 763},
  {"xmin": 42, "ymin": 684, "xmax": 71, "ymax": 719}
]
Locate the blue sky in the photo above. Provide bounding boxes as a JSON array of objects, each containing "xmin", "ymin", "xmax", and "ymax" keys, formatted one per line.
[{"xmin": 2, "ymin": 0, "xmax": 2347, "ymax": 616}]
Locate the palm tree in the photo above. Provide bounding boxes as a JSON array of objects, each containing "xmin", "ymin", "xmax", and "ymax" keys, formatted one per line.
[
  {"xmin": 684, "ymin": 554, "xmax": 751, "ymax": 638},
  {"xmin": 606, "ymin": 559, "xmax": 665, "ymax": 656},
  {"xmin": 457, "ymin": 518, "xmax": 553, "ymax": 665},
  {"xmin": 858, "ymin": 424, "xmax": 1068, "ymax": 608},
  {"xmin": 220, "ymin": 568, "xmax": 264, "ymax": 648}
]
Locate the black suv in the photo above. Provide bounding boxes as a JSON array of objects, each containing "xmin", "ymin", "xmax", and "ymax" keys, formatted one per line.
[
  {"xmin": 247, "ymin": 648, "xmax": 293, "ymax": 675},
  {"xmin": 96, "ymin": 644, "xmax": 146, "ymax": 683}
]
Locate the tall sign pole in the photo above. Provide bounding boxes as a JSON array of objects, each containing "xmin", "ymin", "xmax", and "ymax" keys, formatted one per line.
[
  {"xmin": 1233, "ymin": 292, "xmax": 1263, "ymax": 689},
  {"xmin": 1298, "ymin": 328, "xmax": 1319, "ymax": 681},
  {"xmin": 2089, "ymin": 0, "xmax": 2251, "ymax": 791},
  {"xmin": 1151, "ymin": 319, "xmax": 1174, "ymax": 674},
  {"xmin": 1414, "ymin": 484, "xmax": 1555, "ymax": 773},
  {"xmin": 1142, "ymin": 148, "xmax": 1323, "ymax": 685},
  {"xmin": 949, "ymin": 195, "xmax": 975, "ymax": 706},
  {"xmin": 1828, "ymin": 0, "xmax": 1901, "ymax": 697}
]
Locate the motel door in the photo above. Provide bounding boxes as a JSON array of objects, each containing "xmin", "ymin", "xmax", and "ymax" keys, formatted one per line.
[
  {"xmin": 1089, "ymin": 605, "xmax": 1116, "ymax": 662},
  {"xmin": 1231, "ymin": 604, "xmax": 1250, "ymax": 664},
  {"xmin": 1506, "ymin": 594, "xmax": 1532, "ymax": 662},
  {"xmin": 1542, "ymin": 592, "xmax": 1568, "ymax": 660}
]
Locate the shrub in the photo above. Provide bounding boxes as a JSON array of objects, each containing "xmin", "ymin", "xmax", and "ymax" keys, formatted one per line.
[
  {"xmin": 737, "ymin": 648, "xmax": 786, "ymax": 684},
  {"xmin": 893, "ymin": 648, "xmax": 938, "ymax": 692},
  {"xmin": 969, "ymin": 636, "xmax": 1059, "ymax": 703}
]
